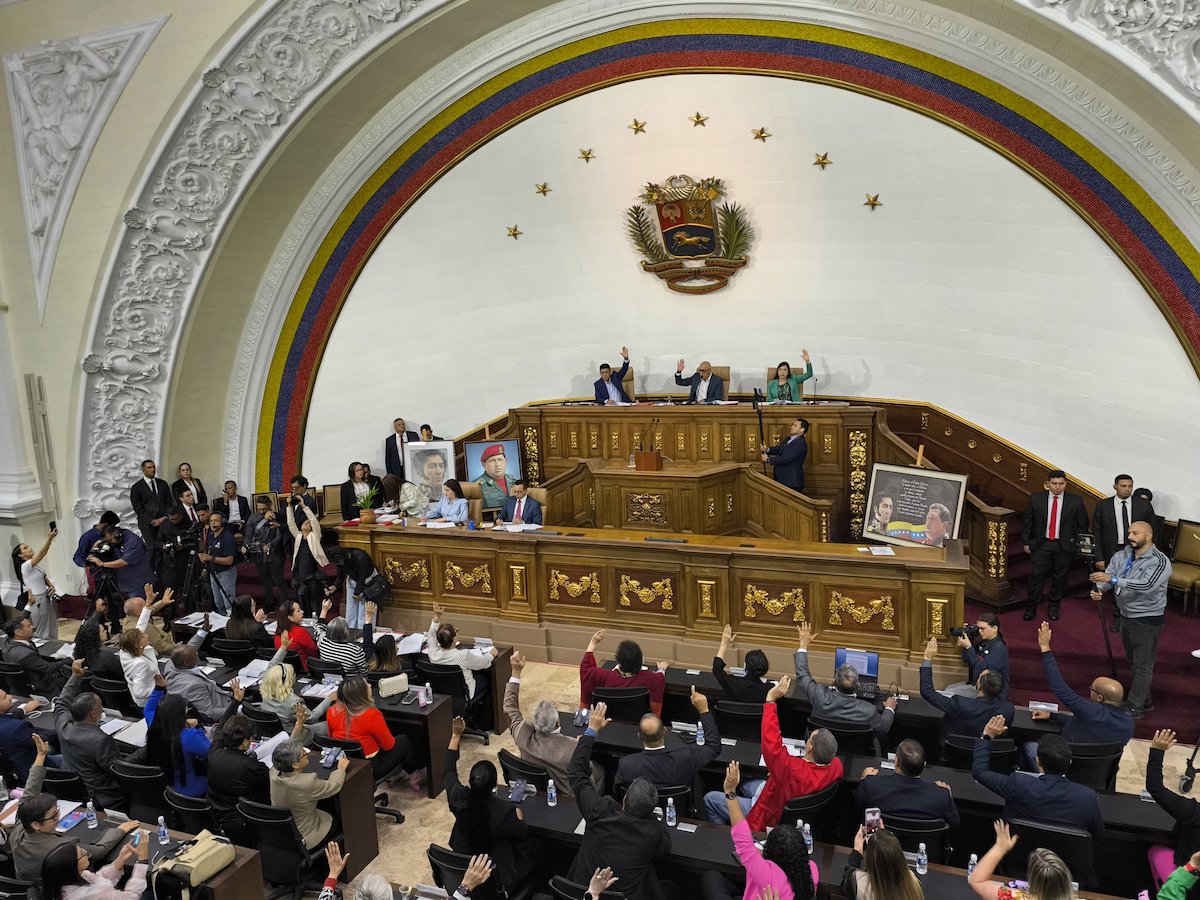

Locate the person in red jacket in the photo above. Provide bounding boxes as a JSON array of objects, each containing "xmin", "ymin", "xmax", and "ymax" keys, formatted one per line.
[
  {"xmin": 326, "ymin": 675, "xmax": 413, "ymax": 780},
  {"xmin": 275, "ymin": 599, "xmax": 318, "ymax": 670},
  {"xmin": 579, "ymin": 629, "xmax": 667, "ymax": 716},
  {"xmin": 708, "ymin": 674, "xmax": 843, "ymax": 829}
]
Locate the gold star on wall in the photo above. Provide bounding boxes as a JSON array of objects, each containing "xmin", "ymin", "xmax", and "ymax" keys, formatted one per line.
[
  {"xmin": 813, "ymin": 153, "xmax": 832, "ymax": 170},
  {"xmin": 864, "ymin": 194, "xmax": 882, "ymax": 211},
  {"xmin": 578, "ymin": 148, "xmax": 595, "ymax": 163},
  {"xmin": 752, "ymin": 127, "xmax": 771, "ymax": 143},
  {"xmin": 689, "ymin": 111, "xmax": 709, "ymax": 127},
  {"xmin": 628, "ymin": 119, "xmax": 646, "ymax": 135},
  {"xmin": 535, "ymin": 183, "xmax": 551, "ymax": 196},
  {"xmin": 507, "ymin": 225, "xmax": 523, "ymax": 239}
]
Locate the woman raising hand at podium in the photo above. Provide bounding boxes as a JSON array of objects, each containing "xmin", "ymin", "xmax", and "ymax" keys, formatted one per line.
[{"xmin": 767, "ymin": 350, "xmax": 814, "ymax": 402}]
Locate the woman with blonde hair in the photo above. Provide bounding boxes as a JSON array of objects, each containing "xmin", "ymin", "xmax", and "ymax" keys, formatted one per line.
[
  {"xmin": 842, "ymin": 826, "xmax": 923, "ymax": 900},
  {"xmin": 260, "ymin": 644, "xmax": 332, "ymax": 742},
  {"xmin": 969, "ymin": 820, "xmax": 1077, "ymax": 900},
  {"xmin": 117, "ymin": 627, "xmax": 159, "ymax": 707}
]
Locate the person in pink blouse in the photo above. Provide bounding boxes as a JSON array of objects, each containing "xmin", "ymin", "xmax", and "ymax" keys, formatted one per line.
[
  {"xmin": 579, "ymin": 629, "xmax": 667, "ymax": 716},
  {"xmin": 701, "ymin": 760, "xmax": 819, "ymax": 900}
]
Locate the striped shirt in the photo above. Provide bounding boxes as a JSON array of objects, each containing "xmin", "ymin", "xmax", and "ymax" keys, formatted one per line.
[{"xmin": 315, "ymin": 628, "xmax": 367, "ymax": 675}]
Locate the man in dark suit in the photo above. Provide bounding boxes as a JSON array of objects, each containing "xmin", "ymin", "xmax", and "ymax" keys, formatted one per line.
[
  {"xmin": 761, "ymin": 418, "xmax": 809, "ymax": 492},
  {"xmin": 856, "ymin": 738, "xmax": 960, "ymax": 828},
  {"xmin": 1092, "ymin": 474, "xmax": 1156, "ymax": 630},
  {"xmin": 593, "ymin": 346, "xmax": 632, "ymax": 405},
  {"xmin": 569, "ymin": 701, "xmax": 672, "ymax": 900},
  {"xmin": 615, "ymin": 687, "xmax": 721, "ymax": 809},
  {"xmin": 129, "ymin": 458, "xmax": 172, "ymax": 547},
  {"xmin": 2, "ymin": 617, "xmax": 71, "ymax": 695},
  {"xmin": 212, "ymin": 480, "xmax": 251, "ymax": 534},
  {"xmin": 497, "ymin": 480, "xmax": 543, "ymax": 526},
  {"xmin": 919, "ymin": 636, "xmax": 1014, "ymax": 758},
  {"xmin": 1021, "ymin": 469, "xmax": 1088, "ymax": 621},
  {"xmin": 384, "ymin": 418, "xmax": 420, "ymax": 478},
  {"xmin": 50, "ymin": 660, "xmax": 124, "ymax": 811},
  {"xmin": 795, "ymin": 622, "xmax": 896, "ymax": 749},
  {"xmin": 674, "ymin": 358, "xmax": 724, "ymax": 402},
  {"xmin": 241, "ymin": 496, "xmax": 287, "ymax": 612},
  {"xmin": 974, "ymin": 716, "xmax": 1104, "ymax": 842}
]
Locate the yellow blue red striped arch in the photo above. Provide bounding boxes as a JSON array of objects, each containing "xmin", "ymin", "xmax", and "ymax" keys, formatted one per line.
[{"xmin": 256, "ymin": 18, "xmax": 1200, "ymax": 487}]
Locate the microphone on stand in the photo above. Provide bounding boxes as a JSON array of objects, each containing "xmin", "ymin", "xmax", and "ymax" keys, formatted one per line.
[{"xmin": 809, "ymin": 376, "xmax": 819, "ymax": 404}]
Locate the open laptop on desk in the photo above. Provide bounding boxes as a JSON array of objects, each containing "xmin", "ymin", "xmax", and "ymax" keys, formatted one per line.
[{"xmin": 834, "ymin": 647, "xmax": 882, "ymax": 700}]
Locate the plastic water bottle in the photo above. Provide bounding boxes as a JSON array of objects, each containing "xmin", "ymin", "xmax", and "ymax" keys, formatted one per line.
[
  {"xmin": 966, "ymin": 853, "xmax": 978, "ymax": 877},
  {"xmin": 916, "ymin": 843, "xmax": 928, "ymax": 875},
  {"xmin": 546, "ymin": 779, "xmax": 558, "ymax": 807},
  {"xmin": 803, "ymin": 822, "xmax": 813, "ymax": 854},
  {"xmin": 665, "ymin": 797, "xmax": 677, "ymax": 827},
  {"xmin": 157, "ymin": 816, "xmax": 170, "ymax": 845},
  {"xmin": 401, "ymin": 516, "xmax": 408, "ymax": 528},
  {"xmin": 695, "ymin": 721, "xmax": 705, "ymax": 747},
  {"xmin": 85, "ymin": 801, "xmax": 97, "ymax": 829}
]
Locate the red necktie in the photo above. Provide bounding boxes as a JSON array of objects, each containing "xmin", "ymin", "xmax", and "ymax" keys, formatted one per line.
[
  {"xmin": 1048, "ymin": 494, "xmax": 1059, "ymax": 540},
  {"xmin": 516, "ymin": 498, "xmax": 524, "ymax": 520},
  {"xmin": 189, "ymin": 507, "xmax": 197, "ymax": 524}
]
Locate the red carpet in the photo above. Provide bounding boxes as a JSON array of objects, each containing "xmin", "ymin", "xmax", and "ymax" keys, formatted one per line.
[{"xmin": 967, "ymin": 595, "xmax": 1200, "ymax": 740}]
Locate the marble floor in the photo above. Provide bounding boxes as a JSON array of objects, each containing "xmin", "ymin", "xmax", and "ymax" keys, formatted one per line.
[{"xmin": 50, "ymin": 619, "xmax": 1200, "ymax": 895}]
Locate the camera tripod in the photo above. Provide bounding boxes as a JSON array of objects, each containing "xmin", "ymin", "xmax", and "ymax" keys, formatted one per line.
[{"xmin": 88, "ymin": 564, "xmax": 124, "ymax": 630}]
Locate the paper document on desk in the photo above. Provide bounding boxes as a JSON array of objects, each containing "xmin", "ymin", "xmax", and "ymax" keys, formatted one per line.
[
  {"xmin": 236, "ymin": 659, "xmax": 271, "ymax": 687},
  {"xmin": 177, "ymin": 612, "xmax": 206, "ymax": 626},
  {"xmin": 100, "ymin": 718, "xmax": 130, "ymax": 735},
  {"xmin": 302, "ymin": 681, "xmax": 339, "ymax": 699},
  {"xmin": 424, "ymin": 521, "xmax": 457, "ymax": 529},
  {"xmin": 869, "ymin": 547, "xmax": 895, "ymax": 556},
  {"xmin": 252, "ymin": 730, "xmax": 290, "ymax": 763},
  {"xmin": 1, "ymin": 798, "xmax": 78, "ymax": 827},
  {"xmin": 115, "ymin": 718, "xmax": 149, "ymax": 748},
  {"xmin": 712, "ymin": 400, "xmax": 738, "ymax": 406},
  {"xmin": 53, "ymin": 642, "xmax": 76, "ymax": 659},
  {"xmin": 396, "ymin": 633, "xmax": 426, "ymax": 655}
]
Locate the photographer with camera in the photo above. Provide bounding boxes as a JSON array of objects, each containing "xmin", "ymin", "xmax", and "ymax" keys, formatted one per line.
[
  {"xmin": 945, "ymin": 613, "xmax": 1009, "ymax": 700},
  {"xmin": 242, "ymin": 495, "xmax": 287, "ymax": 612},
  {"xmin": 85, "ymin": 521, "xmax": 154, "ymax": 601},
  {"xmin": 158, "ymin": 503, "xmax": 202, "ymax": 601},
  {"xmin": 73, "ymin": 510, "xmax": 120, "ymax": 598},
  {"xmin": 200, "ymin": 511, "xmax": 236, "ymax": 615}
]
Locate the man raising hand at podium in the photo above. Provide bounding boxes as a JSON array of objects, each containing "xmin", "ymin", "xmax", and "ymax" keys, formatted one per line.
[
  {"xmin": 674, "ymin": 358, "xmax": 724, "ymax": 403},
  {"xmin": 593, "ymin": 346, "xmax": 631, "ymax": 405}
]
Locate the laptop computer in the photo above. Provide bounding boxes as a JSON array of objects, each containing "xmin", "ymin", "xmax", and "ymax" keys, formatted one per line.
[{"xmin": 834, "ymin": 647, "xmax": 881, "ymax": 699}]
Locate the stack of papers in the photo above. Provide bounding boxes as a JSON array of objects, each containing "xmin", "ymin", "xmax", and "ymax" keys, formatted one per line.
[
  {"xmin": 53, "ymin": 642, "xmax": 76, "ymax": 659},
  {"xmin": 235, "ymin": 659, "xmax": 271, "ymax": 687},
  {"xmin": 302, "ymin": 681, "xmax": 340, "ymax": 699},
  {"xmin": 494, "ymin": 523, "xmax": 542, "ymax": 533},
  {"xmin": 396, "ymin": 633, "xmax": 426, "ymax": 655},
  {"xmin": 115, "ymin": 718, "xmax": 149, "ymax": 748},
  {"xmin": 251, "ymin": 731, "xmax": 290, "ymax": 763},
  {"xmin": 99, "ymin": 718, "xmax": 130, "ymax": 735},
  {"xmin": 423, "ymin": 521, "xmax": 456, "ymax": 529},
  {"xmin": 176, "ymin": 612, "xmax": 206, "ymax": 626}
]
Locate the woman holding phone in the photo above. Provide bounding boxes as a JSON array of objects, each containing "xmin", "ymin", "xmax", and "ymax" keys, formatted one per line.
[{"xmin": 12, "ymin": 525, "xmax": 60, "ymax": 638}]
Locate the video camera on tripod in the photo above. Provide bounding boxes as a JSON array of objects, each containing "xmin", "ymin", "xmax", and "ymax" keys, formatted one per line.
[
  {"xmin": 86, "ymin": 538, "xmax": 116, "ymax": 567},
  {"xmin": 160, "ymin": 532, "xmax": 201, "ymax": 554}
]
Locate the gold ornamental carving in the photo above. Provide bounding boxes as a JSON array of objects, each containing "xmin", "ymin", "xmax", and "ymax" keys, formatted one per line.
[
  {"xmin": 1019, "ymin": 462, "xmax": 1028, "ymax": 482},
  {"xmin": 590, "ymin": 426, "xmax": 599, "ymax": 451},
  {"xmin": 510, "ymin": 565, "xmax": 527, "ymax": 600},
  {"xmin": 992, "ymin": 453, "xmax": 1003, "ymax": 463},
  {"xmin": 849, "ymin": 469, "xmax": 866, "ymax": 492},
  {"xmin": 522, "ymin": 426, "xmax": 541, "ymax": 485},
  {"xmin": 627, "ymin": 492, "xmax": 668, "ymax": 525},
  {"xmin": 385, "ymin": 558, "xmax": 429, "ymax": 589},
  {"xmin": 619, "ymin": 575, "xmax": 674, "ymax": 610},
  {"xmin": 700, "ymin": 431, "xmax": 710, "ymax": 453},
  {"xmin": 823, "ymin": 433, "xmax": 833, "ymax": 455},
  {"xmin": 654, "ymin": 430, "xmax": 663, "ymax": 451},
  {"xmin": 920, "ymin": 413, "xmax": 929, "ymax": 431},
  {"xmin": 723, "ymin": 431, "xmax": 733, "ymax": 454},
  {"xmin": 746, "ymin": 433, "xmax": 757, "ymax": 455},
  {"xmin": 967, "ymin": 439, "xmax": 978, "ymax": 449},
  {"xmin": 444, "ymin": 562, "xmax": 492, "ymax": 594},
  {"xmin": 707, "ymin": 496, "xmax": 716, "ymax": 518},
  {"xmin": 987, "ymin": 520, "xmax": 1008, "ymax": 580},
  {"xmin": 570, "ymin": 428, "xmax": 578, "ymax": 451},
  {"xmin": 697, "ymin": 579, "xmax": 716, "ymax": 617},
  {"xmin": 588, "ymin": 488, "xmax": 596, "ymax": 511},
  {"xmin": 848, "ymin": 429, "xmax": 868, "ymax": 536},
  {"xmin": 927, "ymin": 598, "xmax": 949, "ymax": 638},
  {"xmin": 828, "ymin": 591, "xmax": 895, "ymax": 631},
  {"xmin": 944, "ymin": 427, "xmax": 953, "ymax": 437},
  {"xmin": 726, "ymin": 493, "xmax": 734, "ymax": 514},
  {"xmin": 549, "ymin": 569, "xmax": 601, "ymax": 604},
  {"xmin": 549, "ymin": 429, "xmax": 558, "ymax": 452},
  {"xmin": 610, "ymin": 430, "xmax": 620, "ymax": 452},
  {"xmin": 743, "ymin": 584, "xmax": 806, "ymax": 622},
  {"xmin": 820, "ymin": 511, "xmax": 830, "ymax": 542},
  {"xmin": 677, "ymin": 432, "xmax": 686, "ymax": 453}
]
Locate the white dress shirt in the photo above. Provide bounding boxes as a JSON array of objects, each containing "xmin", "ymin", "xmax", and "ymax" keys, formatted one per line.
[{"xmin": 696, "ymin": 376, "xmax": 710, "ymax": 402}]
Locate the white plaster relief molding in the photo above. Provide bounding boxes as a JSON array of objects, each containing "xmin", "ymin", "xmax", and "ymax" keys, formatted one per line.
[
  {"xmin": 226, "ymin": 0, "xmax": 1200, "ymax": 483},
  {"xmin": 73, "ymin": 0, "xmax": 449, "ymax": 526},
  {"xmin": 3, "ymin": 17, "xmax": 168, "ymax": 319},
  {"xmin": 1019, "ymin": 0, "xmax": 1200, "ymax": 114}
]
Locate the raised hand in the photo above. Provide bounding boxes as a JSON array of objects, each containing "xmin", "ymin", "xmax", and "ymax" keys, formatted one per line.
[
  {"xmin": 1037, "ymin": 621, "xmax": 1052, "ymax": 653},
  {"xmin": 676, "ymin": 358, "xmax": 686, "ymax": 374},
  {"xmin": 588, "ymin": 867, "xmax": 619, "ymax": 898},
  {"xmin": 721, "ymin": 624, "xmax": 735, "ymax": 645},
  {"xmin": 796, "ymin": 622, "xmax": 811, "ymax": 649},
  {"xmin": 689, "ymin": 685, "xmax": 709, "ymax": 714},
  {"xmin": 32, "ymin": 733, "xmax": 49, "ymax": 762},
  {"xmin": 280, "ymin": 631, "xmax": 292, "ymax": 651},
  {"xmin": 1151, "ymin": 729, "xmax": 1177, "ymax": 752},
  {"xmin": 589, "ymin": 701, "xmax": 611, "ymax": 733},
  {"xmin": 510, "ymin": 651, "xmax": 525, "ymax": 676},
  {"xmin": 325, "ymin": 842, "xmax": 350, "ymax": 880},
  {"xmin": 231, "ymin": 678, "xmax": 244, "ymax": 702},
  {"xmin": 766, "ymin": 674, "xmax": 792, "ymax": 703},
  {"xmin": 71, "ymin": 658, "xmax": 86, "ymax": 677},
  {"xmin": 992, "ymin": 819, "xmax": 1018, "ymax": 853},
  {"xmin": 801, "ymin": 349, "xmax": 811, "ymax": 363},
  {"xmin": 587, "ymin": 629, "xmax": 606, "ymax": 652},
  {"xmin": 320, "ymin": 598, "xmax": 333, "ymax": 619},
  {"xmin": 983, "ymin": 714, "xmax": 1009, "ymax": 739},
  {"xmin": 923, "ymin": 636, "xmax": 938, "ymax": 660},
  {"xmin": 452, "ymin": 716, "xmax": 467, "ymax": 738},
  {"xmin": 432, "ymin": 601, "xmax": 445, "ymax": 623},
  {"xmin": 620, "ymin": 346, "xmax": 629, "ymax": 360},
  {"xmin": 462, "ymin": 854, "xmax": 494, "ymax": 891},
  {"xmin": 723, "ymin": 760, "xmax": 741, "ymax": 795}
]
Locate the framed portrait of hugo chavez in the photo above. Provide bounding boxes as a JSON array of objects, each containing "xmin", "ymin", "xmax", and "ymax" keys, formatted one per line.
[
  {"xmin": 464, "ymin": 439, "xmax": 522, "ymax": 509},
  {"xmin": 862, "ymin": 463, "xmax": 968, "ymax": 549},
  {"xmin": 405, "ymin": 441, "xmax": 457, "ymax": 503}
]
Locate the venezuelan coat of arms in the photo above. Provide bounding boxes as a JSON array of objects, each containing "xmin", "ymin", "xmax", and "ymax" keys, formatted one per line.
[{"xmin": 626, "ymin": 175, "xmax": 754, "ymax": 294}]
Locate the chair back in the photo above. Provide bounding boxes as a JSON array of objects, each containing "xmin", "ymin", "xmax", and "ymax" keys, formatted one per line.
[
  {"xmin": 253, "ymin": 492, "xmax": 279, "ymax": 514},
  {"xmin": 498, "ymin": 747, "xmax": 550, "ymax": 793},
  {"xmin": 257, "ymin": 646, "xmax": 302, "ymax": 670},
  {"xmin": 1066, "ymin": 741, "xmax": 1123, "ymax": 793},
  {"xmin": 460, "ymin": 481, "xmax": 483, "ymax": 502},
  {"xmin": 237, "ymin": 799, "xmax": 314, "ymax": 888},
  {"xmin": 305, "ymin": 658, "xmax": 346, "ymax": 680},
  {"xmin": 38, "ymin": 767, "xmax": 89, "ymax": 803},
  {"xmin": 549, "ymin": 876, "xmax": 625, "ymax": 900},
  {"xmin": 656, "ymin": 783, "xmax": 694, "ymax": 819},
  {"xmin": 110, "ymin": 761, "xmax": 170, "ymax": 823},
  {"xmin": 1171, "ymin": 520, "xmax": 1200, "ymax": 566},
  {"xmin": 944, "ymin": 734, "xmax": 1016, "ymax": 773},
  {"xmin": 714, "ymin": 701, "xmax": 764, "ymax": 740},
  {"xmin": 90, "ymin": 675, "xmax": 141, "ymax": 717},
  {"xmin": 165, "ymin": 786, "xmax": 223, "ymax": 835},
  {"xmin": 590, "ymin": 687, "xmax": 650, "ymax": 724},
  {"xmin": 314, "ymin": 733, "xmax": 367, "ymax": 760},
  {"xmin": 1008, "ymin": 818, "xmax": 1096, "ymax": 887},
  {"xmin": 211, "ymin": 638, "xmax": 257, "ymax": 670},
  {"xmin": 416, "ymin": 660, "xmax": 469, "ymax": 700},
  {"xmin": 779, "ymin": 779, "xmax": 841, "ymax": 841},
  {"xmin": 807, "ymin": 716, "xmax": 877, "ymax": 756},
  {"xmin": 622, "ymin": 366, "xmax": 636, "ymax": 401},
  {"xmin": 240, "ymin": 703, "xmax": 284, "ymax": 739},
  {"xmin": 0, "ymin": 661, "xmax": 32, "ymax": 696},
  {"xmin": 323, "ymin": 485, "xmax": 342, "ymax": 518},
  {"xmin": 428, "ymin": 844, "xmax": 504, "ymax": 900},
  {"xmin": 0, "ymin": 875, "xmax": 33, "ymax": 900},
  {"xmin": 883, "ymin": 814, "xmax": 951, "ymax": 864}
]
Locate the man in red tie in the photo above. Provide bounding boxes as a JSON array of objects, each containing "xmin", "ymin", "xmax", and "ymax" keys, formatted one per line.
[
  {"xmin": 497, "ymin": 480, "xmax": 543, "ymax": 526},
  {"xmin": 1022, "ymin": 469, "xmax": 1089, "ymax": 621}
]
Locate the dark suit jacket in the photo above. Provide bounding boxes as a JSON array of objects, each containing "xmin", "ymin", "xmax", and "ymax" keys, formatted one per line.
[
  {"xmin": 171, "ymin": 477, "xmax": 209, "ymax": 508},
  {"xmin": 498, "ymin": 495, "xmax": 543, "ymax": 525},
  {"xmin": 795, "ymin": 651, "xmax": 893, "ymax": 740},
  {"xmin": 207, "ymin": 744, "xmax": 270, "ymax": 837},
  {"xmin": 0, "ymin": 713, "xmax": 36, "ymax": 781},
  {"xmin": 1022, "ymin": 490, "xmax": 1088, "ymax": 553},
  {"xmin": 384, "ymin": 430, "xmax": 420, "ymax": 477},
  {"xmin": 972, "ymin": 739, "xmax": 1104, "ymax": 840},
  {"xmin": 2, "ymin": 640, "xmax": 70, "ymax": 696},
  {"xmin": 767, "ymin": 435, "xmax": 808, "ymax": 491},
  {"xmin": 212, "ymin": 495, "xmax": 250, "ymax": 524},
  {"xmin": 568, "ymin": 733, "xmax": 671, "ymax": 900},
  {"xmin": 594, "ymin": 360, "xmax": 632, "ymax": 404},
  {"xmin": 918, "ymin": 661, "xmax": 1014, "ymax": 749},
  {"xmin": 674, "ymin": 371, "xmax": 724, "ymax": 402},
  {"xmin": 243, "ymin": 512, "xmax": 285, "ymax": 562},
  {"xmin": 614, "ymin": 710, "xmax": 721, "ymax": 805},
  {"xmin": 52, "ymin": 674, "xmax": 124, "ymax": 810},
  {"xmin": 129, "ymin": 476, "xmax": 172, "ymax": 533},
  {"xmin": 712, "ymin": 657, "xmax": 770, "ymax": 703},
  {"xmin": 1093, "ymin": 494, "xmax": 1156, "ymax": 563},
  {"xmin": 340, "ymin": 480, "xmax": 383, "ymax": 518},
  {"xmin": 855, "ymin": 770, "xmax": 960, "ymax": 828}
]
